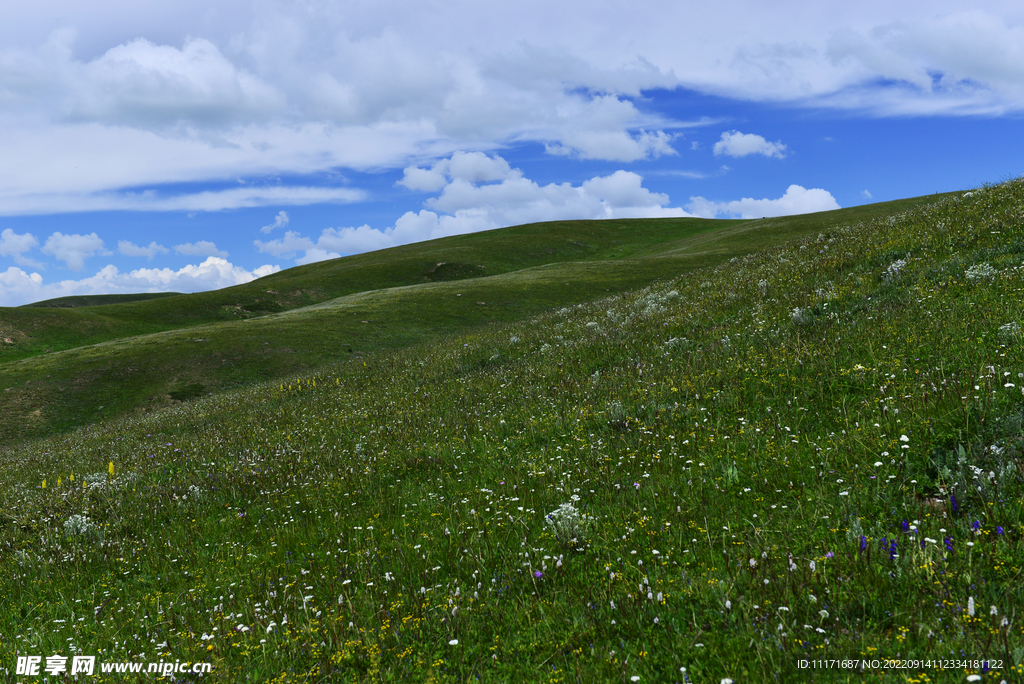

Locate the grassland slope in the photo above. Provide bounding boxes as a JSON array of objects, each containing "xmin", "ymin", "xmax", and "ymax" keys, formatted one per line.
[
  {"xmin": 0, "ymin": 194, "xmax": 956, "ymax": 444},
  {"xmin": 1, "ymin": 181, "xmax": 1022, "ymax": 681}
]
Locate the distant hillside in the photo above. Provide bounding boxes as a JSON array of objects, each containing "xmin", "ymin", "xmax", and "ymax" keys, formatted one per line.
[
  {"xmin": 0, "ymin": 191, "xmax": 959, "ymax": 442},
  {"xmin": 23, "ymin": 292, "xmax": 183, "ymax": 308}
]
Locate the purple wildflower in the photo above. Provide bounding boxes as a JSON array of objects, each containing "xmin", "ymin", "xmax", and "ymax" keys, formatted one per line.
[{"xmin": 534, "ymin": 571, "xmax": 543, "ymax": 578}]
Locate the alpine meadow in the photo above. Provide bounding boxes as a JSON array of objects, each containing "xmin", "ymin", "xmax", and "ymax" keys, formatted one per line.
[{"xmin": 5, "ymin": 178, "xmax": 1024, "ymax": 683}]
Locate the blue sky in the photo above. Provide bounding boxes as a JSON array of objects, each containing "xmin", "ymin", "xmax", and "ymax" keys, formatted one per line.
[{"xmin": 1, "ymin": 1, "xmax": 1022, "ymax": 306}]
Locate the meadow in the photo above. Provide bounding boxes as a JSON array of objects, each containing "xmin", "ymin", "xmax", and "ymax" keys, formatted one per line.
[
  {"xmin": 1, "ymin": 180, "xmax": 1023, "ymax": 682},
  {"xmin": 0, "ymin": 195, "xmax": 947, "ymax": 445}
]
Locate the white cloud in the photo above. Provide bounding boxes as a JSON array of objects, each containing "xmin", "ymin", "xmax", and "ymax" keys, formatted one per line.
[
  {"xmin": 40, "ymin": 231, "xmax": 106, "ymax": 270},
  {"xmin": 687, "ymin": 184, "xmax": 840, "ymax": 219},
  {"xmin": 118, "ymin": 240, "xmax": 168, "ymax": 258},
  {"xmin": 861, "ymin": 189, "xmax": 873, "ymax": 199},
  {"xmin": 546, "ymin": 129, "xmax": 677, "ymax": 162},
  {"xmin": 823, "ymin": 12, "xmax": 1024, "ymax": 114},
  {"xmin": 0, "ymin": 257, "xmax": 280, "ymax": 307},
  {"xmin": 175, "ymin": 240, "xmax": 228, "ymax": 258},
  {"xmin": 260, "ymin": 210, "xmax": 289, "ymax": 234},
  {"xmin": 713, "ymin": 131, "xmax": 787, "ymax": 159},
  {"xmin": 261, "ymin": 152, "xmax": 691, "ymax": 264},
  {"xmin": 70, "ymin": 37, "xmax": 285, "ymax": 128},
  {"xmin": 252, "ymin": 231, "xmax": 315, "ymax": 258},
  {"xmin": 0, "ymin": 2, "xmax": 1019, "ymax": 218},
  {"xmin": 398, "ymin": 152, "xmax": 519, "ymax": 192},
  {"xmin": 0, "ymin": 228, "xmax": 40, "ymax": 266},
  {"xmin": 0, "ymin": 180, "xmax": 367, "ymax": 216}
]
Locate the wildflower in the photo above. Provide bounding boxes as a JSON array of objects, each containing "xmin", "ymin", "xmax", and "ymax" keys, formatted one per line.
[
  {"xmin": 996, "ymin": 526, "xmax": 1004, "ymax": 535},
  {"xmin": 968, "ymin": 597, "xmax": 975, "ymax": 617},
  {"xmin": 449, "ymin": 639, "xmax": 459, "ymax": 646},
  {"xmin": 990, "ymin": 606, "xmax": 998, "ymax": 616},
  {"xmin": 534, "ymin": 571, "xmax": 543, "ymax": 578}
]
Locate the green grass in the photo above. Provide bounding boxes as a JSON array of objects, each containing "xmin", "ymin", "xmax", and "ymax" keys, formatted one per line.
[
  {"xmin": 22, "ymin": 292, "xmax": 183, "ymax": 308},
  {"xmin": 0, "ymin": 193, "xmax": 956, "ymax": 444},
  {"xmin": 3, "ymin": 183, "xmax": 1023, "ymax": 682}
]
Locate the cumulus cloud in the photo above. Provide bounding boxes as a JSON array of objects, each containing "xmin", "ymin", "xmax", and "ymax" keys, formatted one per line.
[
  {"xmin": 69, "ymin": 37, "xmax": 285, "ymax": 128},
  {"xmin": 260, "ymin": 210, "xmax": 289, "ymax": 234},
  {"xmin": 0, "ymin": 228, "xmax": 40, "ymax": 266},
  {"xmin": 398, "ymin": 152, "xmax": 519, "ymax": 192},
  {"xmin": 0, "ymin": 257, "xmax": 280, "ymax": 307},
  {"xmin": 41, "ymin": 231, "xmax": 107, "ymax": 270},
  {"xmin": 713, "ymin": 131, "xmax": 787, "ymax": 159},
  {"xmin": 174, "ymin": 240, "xmax": 228, "ymax": 258},
  {"xmin": 260, "ymin": 152, "xmax": 691, "ymax": 265},
  {"xmin": 546, "ymin": 129, "xmax": 677, "ymax": 162},
  {"xmin": 687, "ymin": 184, "xmax": 840, "ymax": 219},
  {"xmin": 118, "ymin": 240, "xmax": 168, "ymax": 258}
]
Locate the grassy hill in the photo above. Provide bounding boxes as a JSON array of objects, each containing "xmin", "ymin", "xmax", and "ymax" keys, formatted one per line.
[
  {"xmin": 2, "ymin": 181, "xmax": 1023, "ymax": 682},
  {"xmin": 0, "ymin": 193, "xmax": 954, "ymax": 443},
  {"xmin": 22, "ymin": 292, "xmax": 184, "ymax": 308}
]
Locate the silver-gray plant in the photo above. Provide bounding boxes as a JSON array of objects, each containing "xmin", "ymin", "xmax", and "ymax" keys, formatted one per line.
[
  {"xmin": 545, "ymin": 502, "xmax": 592, "ymax": 550},
  {"xmin": 63, "ymin": 514, "xmax": 100, "ymax": 541}
]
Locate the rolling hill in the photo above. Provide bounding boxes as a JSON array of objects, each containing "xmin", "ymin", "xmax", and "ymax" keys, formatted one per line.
[{"xmin": 0, "ymin": 193, "xmax": 955, "ymax": 443}]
